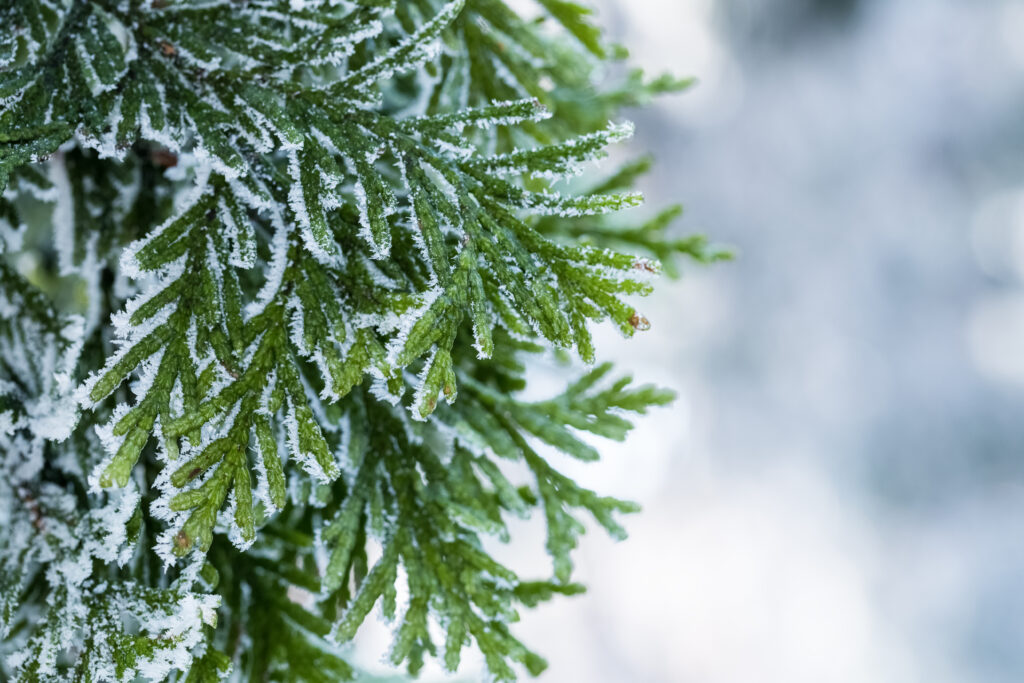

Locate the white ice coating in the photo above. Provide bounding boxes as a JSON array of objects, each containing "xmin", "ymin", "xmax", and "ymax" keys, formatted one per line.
[
  {"xmin": 150, "ymin": 395, "xmax": 243, "ymax": 566},
  {"xmin": 524, "ymin": 189, "xmax": 644, "ymax": 217},
  {"xmin": 191, "ymin": 132, "xmax": 243, "ymax": 182},
  {"xmin": 85, "ymin": 345, "xmax": 166, "ymax": 494},
  {"xmin": 409, "ymin": 347, "xmax": 440, "ymax": 423},
  {"xmin": 6, "ymin": 166, "xmax": 58, "ymax": 203},
  {"xmin": 248, "ymin": 371, "xmax": 281, "ymax": 512},
  {"xmin": 233, "ymin": 95, "xmax": 277, "ymax": 154},
  {"xmin": 469, "ymin": 121, "xmax": 635, "ymax": 181},
  {"xmin": 418, "ymin": 159, "xmax": 461, "ymax": 212},
  {"xmin": 119, "ymin": 162, "xmax": 211, "ymax": 279},
  {"xmin": 76, "ymin": 97, "xmax": 127, "ymax": 161},
  {"xmin": 431, "ymin": 136, "xmax": 476, "ymax": 161},
  {"xmin": 87, "ymin": 414, "xmax": 127, "ymax": 494},
  {"xmin": 284, "ymin": 400, "xmax": 335, "ymax": 485},
  {"xmin": 382, "ymin": 284, "xmax": 443, "ymax": 366},
  {"xmin": 0, "ymin": 70, "xmax": 39, "ymax": 112},
  {"xmin": 172, "ymin": 43, "xmax": 223, "ymax": 73},
  {"xmin": 470, "ymin": 315, "xmax": 493, "ymax": 361},
  {"xmin": 0, "ymin": 262, "xmax": 88, "ymax": 447},
  {"xmin": 339, "ymin": 0, "xmax": 464, "ymax": 94},
  {"xmin": 48, "ymin": 151, "xmax": 77, "ymax": 277},
  {"xmin": 344, "ymin": 142, "xmax": 398, "ymax": 260},
  {"xmin": 222, "ymin": 488, "xmax": 256, "ymax": 552},
  {"xmin": 138, "ymin": 79, "xmax": 182, "ymax": 153},
  {"xmin": 228, "ymin": 172, "xmax": 274, "ymax": 213},
  {"xmin": 250, "ymin": 438, "xmax": 275, "ymax": 515},
  {"xmin": 391, "ymin": 50, "xmax": 443, "ymax": 120},
  {"xmin": 287, "ymin": 148, "xmax": 338, "ymax": 264},
  {"xmin": 247, "ymin": 208, "xmax": 290, "ymax": 318},
  {"xmin": 0, "ymin": 440, "xmax": 217, "ymax": 681},
  {"xmin": 488, "ymin": 52, "xmax": 531, "ymax": 99},
  {"xmin": 28, "ymin": 314, "xmax": 85, "ymax": 442},
  {"xmin": 402, "ymin": 199, "xmax": 441, "ymax": 287},
  {"xmin": 77, "ymin": 259, "xmax": 180, "ymax": 409},
  {"xmin": 83, "ymin": 485, "xmax": 142, "ymax": 567},
  {"xmin": 73, "ymin": 36, "xmax": 112, "ymax": 98},
  {"xmin": 219, "ymin": 194, "xmax": 257, "ymax": 269},
  {"xmin": 133, "ymin": 587, "xmax": 221, "ymax": 682},
  {"xmin": 286, "ymin": 293, "xmax": 309, "ymax": 355},
  {"xmin": 304, "ymin": 15, "xmax": 385, "ymax": 67},
  {"xmin": 367, "ymin": 365, "xmax": 403, "ymax": 407}
]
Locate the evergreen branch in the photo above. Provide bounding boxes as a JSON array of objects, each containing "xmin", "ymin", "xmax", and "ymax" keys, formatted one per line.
[{"xmin": 0, "ymin": 0, "xmax": 719, "ymax": 680}]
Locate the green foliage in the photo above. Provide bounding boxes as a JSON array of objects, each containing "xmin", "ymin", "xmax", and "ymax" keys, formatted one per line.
[{"xmin": 0, "ymin": 0, "xmax": 724, "ymax": 680}]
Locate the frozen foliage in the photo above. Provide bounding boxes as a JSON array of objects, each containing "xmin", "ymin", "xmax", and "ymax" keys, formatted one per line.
[{"xmin": 0, "ymin": 0, "xmax": 729, "ymax": 681}]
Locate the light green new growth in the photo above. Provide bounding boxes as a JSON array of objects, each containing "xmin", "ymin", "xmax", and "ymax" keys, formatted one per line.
[{"xmin": 0, "ymin": 1, "xmax": 727, "ymax": 681}]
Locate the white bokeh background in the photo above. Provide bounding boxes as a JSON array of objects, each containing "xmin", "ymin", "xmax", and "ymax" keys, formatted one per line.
[{"xmin": 355, "ymin": 1, "xmax": 1024, "ymax": 681}]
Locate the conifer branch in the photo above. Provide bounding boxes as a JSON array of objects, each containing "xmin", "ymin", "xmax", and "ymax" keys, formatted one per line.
[{"xmin": 0, "ymin": 1, "xmax": 723, "ymax": 680}]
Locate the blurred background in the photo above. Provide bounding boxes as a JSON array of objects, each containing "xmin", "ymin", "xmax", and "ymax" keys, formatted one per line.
[{"xmin": 357, "ymin": 1, "xmax": 1024, "ymax": 680}]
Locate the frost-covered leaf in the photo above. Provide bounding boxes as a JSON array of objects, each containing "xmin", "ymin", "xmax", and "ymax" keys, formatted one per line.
[{"xmin": 0, "ymin": 0, "xmax": 715, "ymax": 680}]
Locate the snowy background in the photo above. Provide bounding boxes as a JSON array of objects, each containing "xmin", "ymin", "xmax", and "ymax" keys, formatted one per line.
[{"xmin": 358, "ymin": 1, "xmax": 1024, "ymax": 681}]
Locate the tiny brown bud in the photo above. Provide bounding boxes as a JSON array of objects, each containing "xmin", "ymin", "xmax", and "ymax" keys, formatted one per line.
[
  {"xmin": 633, "ymin": 258, "xmax": 657, "ymax": 273},
  {"xmin": 219, "ymin": 359, "xmax": 240, "ymax": 379},
  {"xmin": 628, "ymin": 312, "xmax": 651, "ymax": 332},
  {"xmin": 151, "ymin": 148, "xmax": 178, "ymax": 168}
]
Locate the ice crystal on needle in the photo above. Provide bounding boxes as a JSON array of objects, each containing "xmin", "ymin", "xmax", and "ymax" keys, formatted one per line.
[{"xmin": 0, "ymin": 1, "xmax": 728, "ymax": 680}]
